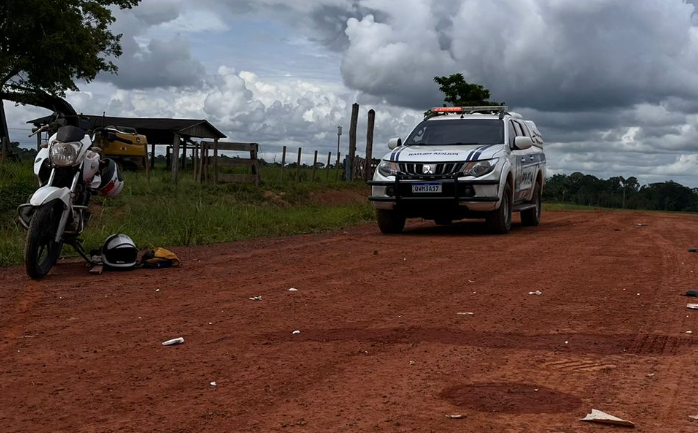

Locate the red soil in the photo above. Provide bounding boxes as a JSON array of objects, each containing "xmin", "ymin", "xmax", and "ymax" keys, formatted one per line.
[{"xmin": 2, "ymin": 210, "xmax": 698, "ymax": 432}]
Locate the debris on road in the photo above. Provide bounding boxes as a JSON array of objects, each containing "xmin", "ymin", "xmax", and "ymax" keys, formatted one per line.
[
  {"xmin": 684, "ymin": 290, "xmax": 698, "ymax": 297},
  {"xmin": 529, "ymin": 291, "xmax": 543, "ymax": 296},
  {"xmin": 292, "ymin": 330, "xmax": 301, "ymax": 335},
  {"xmin": 581, "ymin": 409, "xmax": 635, "ymax": 427},
  {"xmin": 445, "ymin": 414, "xmax": 466, "ymax": 419},
  {"xmin": 457, "ymin": 312, "xmax": 475, "ymax": 316},
  {"xmin": 210, "ymin": 381, "xmax": 217, "ymax": 387},
  {"xmin": 635, "ymin": 223, "xmax": 649, "ymax": 227},
  {"xmin": 288, "ymin": 288, "xmax": 298, "ymax": 292},
  {"xmin": 686, "ymin": 331, "xmax": 693, "ymax": 334},
  {"xmin": 162, "ymin": 337, "xmax": 185, "ymax": 346},
  {"xmin": 409, "ymin": 360, "xmax": 415, "ymax": 365},
  {"xmin": 688, "ymin": 248, "xmax": 698, "ymax": 253},
  {"xmin": 688, "ymin": 304, "xmax": 698, "ymax": 310},
  {"xmin": 689, "ymin": 415, "xmax": 698, "ymax": 420},
  {"xmin": 249, "ymin": 296, "xmax": 263, "ymax": 301}
]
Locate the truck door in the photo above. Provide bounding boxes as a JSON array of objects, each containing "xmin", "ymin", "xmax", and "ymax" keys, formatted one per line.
[{"xmin": 511, "ymin": 120, "xmax": 536, "ymax": 203}]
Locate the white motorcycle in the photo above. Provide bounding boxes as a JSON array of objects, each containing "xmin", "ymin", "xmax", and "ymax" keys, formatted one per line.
[{"xmin": 17, "ymin": 115, "xmax": 124, "ymax": 279}]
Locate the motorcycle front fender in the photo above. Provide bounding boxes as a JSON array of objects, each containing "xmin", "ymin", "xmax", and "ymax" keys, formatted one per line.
[{"xmin": 29, "ymin": 186, "xmax": 70, "ymax": 208}]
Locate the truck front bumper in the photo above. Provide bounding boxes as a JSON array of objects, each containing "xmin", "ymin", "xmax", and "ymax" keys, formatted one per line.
[{"xmin": 368, "ymin": 176, "xmax": 501, "ymax": 213}]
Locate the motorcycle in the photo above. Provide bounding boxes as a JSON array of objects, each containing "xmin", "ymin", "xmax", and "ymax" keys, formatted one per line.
[{"xmin": 16, "ymin": 114, "xmax": 124, "ymax": 279}]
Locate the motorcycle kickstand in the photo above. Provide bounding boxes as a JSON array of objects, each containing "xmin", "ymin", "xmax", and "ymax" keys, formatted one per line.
[{"xmin": 69, "ymin": 239, "xmax": 97, "ymax": 267}]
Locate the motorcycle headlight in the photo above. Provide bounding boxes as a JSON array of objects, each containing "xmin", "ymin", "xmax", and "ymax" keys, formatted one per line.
[
  {"xmin": 462, "ymin": 158, "xmax": 498, "ymax": 177},
  {"xmin": 377, "ymin": 160, "xmax": 398, "ymax": 177},
  {"xmin": 50, "ymin": 142, "xmax": 80, "ymax": 167}
]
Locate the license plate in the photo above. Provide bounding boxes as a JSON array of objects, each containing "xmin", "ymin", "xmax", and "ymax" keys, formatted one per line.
[{"xmin": 412, "ymin": 183, "xmax": 442, "ymax": 193}]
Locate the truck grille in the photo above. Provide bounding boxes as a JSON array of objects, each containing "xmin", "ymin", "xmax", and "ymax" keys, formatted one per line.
[{"xmin": 398, "ymin": 162, "xmax": 464, "ymax": 177}]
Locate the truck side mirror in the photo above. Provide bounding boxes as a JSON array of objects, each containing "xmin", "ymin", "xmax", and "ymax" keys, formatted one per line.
[
  {"xmin": 514, "ymin": 136, "xmax": 533, "ymax": 150},
  {"xmin": 388, "ymin": 138, "xmax": 402, "ymax": 150}
]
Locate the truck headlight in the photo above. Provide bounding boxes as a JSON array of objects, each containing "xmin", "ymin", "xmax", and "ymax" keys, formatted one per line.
[
  {"xmin": 462, "ymin": 158, "xmax": 498, "ymax": 177},
  {"xmin": 378, "ymin": 160, "xmax": 398, "ymax": 177},
  {"xmin": 50, "ymin": 142, "xmax": 80, "ymax": 167}
]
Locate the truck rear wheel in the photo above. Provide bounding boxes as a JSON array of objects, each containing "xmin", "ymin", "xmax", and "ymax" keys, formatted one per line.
[
  {"xmin": 376, "ymin": 209, "xmax": 406, "ymax": 234},
  {"xmin": 521, "ymin": 182, "xmax": 542, "ymax": 226},
  {"xmin": 486, "ymin": 183, "xmax": 512, "ymax": 234}
]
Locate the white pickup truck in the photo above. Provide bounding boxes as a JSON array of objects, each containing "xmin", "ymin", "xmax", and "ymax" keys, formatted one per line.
[{"xmin": 369, "ymin": 106, "xmax": 545, "ymax": 234}]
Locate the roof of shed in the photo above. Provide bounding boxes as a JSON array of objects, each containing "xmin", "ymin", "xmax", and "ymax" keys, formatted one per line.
[{"xmin": 29, "ymin": 115, "xmax": 227, "ymax": 144}]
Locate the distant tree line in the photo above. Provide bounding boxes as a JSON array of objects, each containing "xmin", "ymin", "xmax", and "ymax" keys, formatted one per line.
[{"xmin": 544, "ymin": 172, "xmax": 698, "ymax": 212}]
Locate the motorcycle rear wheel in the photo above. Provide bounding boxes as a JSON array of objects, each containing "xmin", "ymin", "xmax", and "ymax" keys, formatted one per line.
[{"xmin": 25, "ymin": 202, "xmax": 64, "ymax": 279}]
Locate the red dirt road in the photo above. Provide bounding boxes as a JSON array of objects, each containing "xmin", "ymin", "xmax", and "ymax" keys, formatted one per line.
[{"xmin": 2, "ymin": 210, "xmax": 698, "ymax": 432}]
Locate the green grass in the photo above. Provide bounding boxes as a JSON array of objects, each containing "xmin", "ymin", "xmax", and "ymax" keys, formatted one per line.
[
  {"xmin": 543, "ymin": 202, "xmax": 605, "ymax": 211},
  {"xmin": 0, "ymin": 161, "xmax": 373, "ymax": 267}
]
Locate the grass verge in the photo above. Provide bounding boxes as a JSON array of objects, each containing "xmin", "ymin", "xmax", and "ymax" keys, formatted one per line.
[{"xmin": 0, "ymin": 161, "xmax": 374, "ymax": 267}]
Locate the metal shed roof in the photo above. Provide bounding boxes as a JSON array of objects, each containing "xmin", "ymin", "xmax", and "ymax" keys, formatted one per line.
[
  {"xmin": 86, "ymin": 116, "xmax": 226, "ymax": 144},
  {"xmin": 29, "ymin": 115, "xmax": 227, "ymax": 144}
]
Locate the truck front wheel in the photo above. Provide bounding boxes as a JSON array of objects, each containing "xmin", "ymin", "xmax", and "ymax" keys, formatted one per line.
[
  {"xmin": 486, "ymin": 183, "xmax": 512, "ymax": 234},
  {"xmin": 376, "ymin": 209, "xmax": 406, "ymax": 234}
]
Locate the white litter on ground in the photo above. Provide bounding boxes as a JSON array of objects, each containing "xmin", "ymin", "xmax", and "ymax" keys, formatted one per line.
[
  {"xmin": 529, "ymin": 291, "xmax": 543, "ymax": 296},
  {"xmin": 292, "ymin": 330, "xmax": 301, "ymax": 335},
  {"xmin": 580, "ymin": 409, "xmax": 635, "ymax": 427},
  {"xmin": 249, "ymin": 296, "xmax": 263, "ymax": 301},
  {"xmin": 688, "ymin": 304, "xmax": 698, "ymax": 310},
  {"xmin": 288, "ymin": 288, "xmax": 298, "ymax": 292},
  {"xmin": 162, "ymin": 337, "xmax": 185, "ymax": 346},
  {"xmin": 457, "ymin": 312, "xmax": 475, "ymax": 316}
]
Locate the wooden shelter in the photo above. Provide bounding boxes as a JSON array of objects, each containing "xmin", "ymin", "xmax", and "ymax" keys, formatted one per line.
[{"xmin": 29, "ymin": 115, "xmax": 227, "ymax": 183}]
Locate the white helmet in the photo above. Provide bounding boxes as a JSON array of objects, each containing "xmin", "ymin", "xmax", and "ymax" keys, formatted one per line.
[
  {"xmin": 98, "ymin": 159, "xmax": 124, "ymax": 197},
  {"xmin": 101, "ymin": 234, "xmax": 138, "ymax": 269}
]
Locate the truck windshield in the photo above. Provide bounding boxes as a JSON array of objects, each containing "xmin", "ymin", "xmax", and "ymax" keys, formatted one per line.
[{"xmin": 404, "ymin": 119, "xmax": 504, "ymax": 146}]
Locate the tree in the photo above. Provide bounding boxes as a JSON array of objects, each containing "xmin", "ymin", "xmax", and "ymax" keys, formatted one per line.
[
  {"xmin": 434, "ymin": 73, "xmax": 502, "ymax": 107},
  {"xmin": 0, "ymin": 0, "xmax": 139, "ymax": 98}
]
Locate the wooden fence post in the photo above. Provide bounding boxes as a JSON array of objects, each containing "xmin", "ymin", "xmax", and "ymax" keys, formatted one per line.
[
  {"xmin": 365, "ymin": 109, "xmax": 375, "ymax": 181},
  {"xmin": 296, "ymin": 147, "xmax": 302, "ymax": 182},
  {"xmin": 213, "ymin": 138, "xmax": 219, "ymax": 183},
  {"xmin": 346, "ymin": 103, "xmax": 359, "ymax": 181},
  {"xmin": 171, "ymin": 133, "xmax": 180, "ymax": 184},
  {"xmin": 336, "ymin": 151, "xmax": 341, "ymax": 180},
  {"xmin": 312, "ymin": 150, "xmax": 318, "ymax": 181},
  {"xmin": 197, "ymin": 142, "xmax": 204, "ymax": 183},
  {"xmin": 192, "ymin": 142, "xmax": 198, "ymax": 181},
  {"xmin": 326, "ymin": 151, "xmax": 332, "ymax": 181},
  {"xmin": 281, "ymin": 146, "xmax": 286, "ymax": 182}
]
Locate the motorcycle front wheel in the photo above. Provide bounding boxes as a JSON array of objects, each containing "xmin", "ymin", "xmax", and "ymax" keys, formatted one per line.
[{"xmin": 25, "ymin": 202, "xmax": 64, "ymax": 279}]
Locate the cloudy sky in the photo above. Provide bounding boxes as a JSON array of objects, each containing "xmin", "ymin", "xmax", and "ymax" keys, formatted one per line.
[{"xmin": 5, "ymin": 0, "xmax": 698, "ymax": 186}]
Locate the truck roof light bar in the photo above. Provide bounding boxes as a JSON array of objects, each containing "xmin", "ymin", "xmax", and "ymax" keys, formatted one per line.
[{"xmin": 430, "ymin": 106, "xmax": 510, "ymax": 119}]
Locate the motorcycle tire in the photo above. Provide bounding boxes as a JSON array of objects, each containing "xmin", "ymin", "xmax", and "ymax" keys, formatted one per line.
[{"xmin": 25, "ymin": 202, "xmax": 64, "ymax": 279}]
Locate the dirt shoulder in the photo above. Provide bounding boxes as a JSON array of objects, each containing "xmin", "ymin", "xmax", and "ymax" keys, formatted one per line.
[{"xmin": 1, "ymin": 210, "xmax": 698, "ymax": 432}]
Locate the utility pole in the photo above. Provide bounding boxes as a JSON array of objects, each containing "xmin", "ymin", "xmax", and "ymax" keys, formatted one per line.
[{"xmin": 336, "ymin": 126, "xmax": 342, "ymax": 165}]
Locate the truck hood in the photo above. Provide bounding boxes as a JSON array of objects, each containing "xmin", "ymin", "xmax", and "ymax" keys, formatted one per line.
[{"xmin": 382, "ymin": 144, "xmax": 504, "ymax": 163}]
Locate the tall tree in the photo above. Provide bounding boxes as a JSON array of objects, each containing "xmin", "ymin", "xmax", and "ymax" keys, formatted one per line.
[
  {"xmin": 434, "ymin": 73, "xmax": 502, "ymax": 107},
  {"xmin": 0, "ymin": 0, "xmax": 139, "ymax": 99}
]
